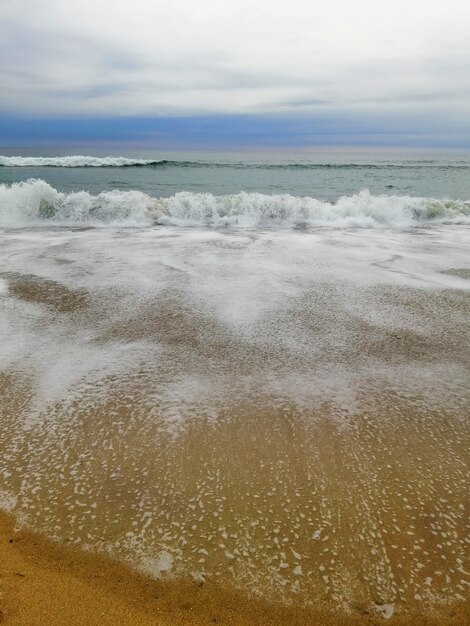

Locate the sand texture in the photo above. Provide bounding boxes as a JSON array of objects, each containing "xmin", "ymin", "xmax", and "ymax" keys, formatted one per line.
[{"xmin": 1, "ymin": 510, "xmax": 469, "ymax": 626}]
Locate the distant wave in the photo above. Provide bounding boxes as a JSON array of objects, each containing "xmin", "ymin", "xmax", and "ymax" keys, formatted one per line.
[
  {"xmin": 0, "ymin": 156, "xmax": 164, "ymax": 167},
  {"xmin": 1, "ymin": 179, "xmax": 469, "ymax": 229},
  {"xmin": 2, "ymin": 155, "xmax": 470, "ymax": 170}
]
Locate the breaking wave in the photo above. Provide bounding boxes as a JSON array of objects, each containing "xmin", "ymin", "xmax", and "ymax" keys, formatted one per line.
[
  {"xmin": 2, "ymin": 156, "xmax": 470, "ymax": 170},
  {"xmin": 0, "ymin": 179, "xmax": 469, "ymax": 229},
  {"xmin": 0, "ymin": 156, "xmax": 164, "ymax": 168}
]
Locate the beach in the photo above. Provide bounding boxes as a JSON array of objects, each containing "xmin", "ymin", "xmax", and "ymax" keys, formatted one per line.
[
  {"xmin": 0, "ymin": 503, "xmax": 469, "ymax": 626},
  {"xmin": 0, "ymin": 215, "xmax": 469, "ymax": 624},
  {"xmin": 1, "ymin": 508, "xmax": 324, "ymax": 625}
]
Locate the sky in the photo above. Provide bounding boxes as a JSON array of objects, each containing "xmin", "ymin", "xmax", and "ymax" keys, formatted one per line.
[{"xmin": 1, "ymin": 0, "xmax": 470, "ymax": 147}]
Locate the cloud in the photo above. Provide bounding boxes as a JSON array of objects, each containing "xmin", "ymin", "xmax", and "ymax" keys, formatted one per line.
[{"xmin": 1, "ymin": 0, "xmax": 470, "ymax": 145}]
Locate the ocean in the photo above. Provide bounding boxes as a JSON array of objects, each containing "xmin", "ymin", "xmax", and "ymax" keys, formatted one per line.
[
  {"xmin": 0, "ymin": 149, "xmax": 470, "ymax": 228},
  {"xmin": 0, "ymin": 149, "xmax": 469, "ymax": 623}
]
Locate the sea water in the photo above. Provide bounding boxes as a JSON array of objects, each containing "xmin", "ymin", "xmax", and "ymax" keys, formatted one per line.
[{"xmin": 0, "ymin": 149, "xmax": 470, "ymax": 228}]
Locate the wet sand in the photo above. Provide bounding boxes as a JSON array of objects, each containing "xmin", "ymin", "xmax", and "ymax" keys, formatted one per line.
[
  {"xmin": 0, "ymin": 509, "xmax": 323, "ymax": 626},
  {"xmin": 1, "ymin": 399, "xmax": 469, "ymax": 625},
  {"xmin": 0, "ymin": 446, "xmax": 469, "ymax": 626},
  {"xmin": 0, "ymin": 226, "xmax": 469, "ymax": 624}
]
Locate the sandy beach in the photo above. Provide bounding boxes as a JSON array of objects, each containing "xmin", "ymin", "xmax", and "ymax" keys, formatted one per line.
[
  {"xmin": 1, "ymin": 470, "xmax": 468, "ymax": 626},
  {"xmin": 0, "ymin": 226, "xmax": 469, "ymax": 624},
  {"xmin": 1, "ymin": 509, "xmax": 327, "ymax": 626}
]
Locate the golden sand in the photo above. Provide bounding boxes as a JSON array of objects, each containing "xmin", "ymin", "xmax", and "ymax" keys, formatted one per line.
[{"xmin": 1, "ymin": 509, "xmax": 469, "ymax": 626}]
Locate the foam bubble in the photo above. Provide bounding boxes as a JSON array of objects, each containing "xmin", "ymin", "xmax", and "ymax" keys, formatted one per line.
[
  {"xmin": 139, "ymin": 551, "xmax": 174, "ymax": 576},
  {"xmin": 374, "ymin": 603, "xmax": 395, "ymax": 619},
  {"xmin": 0, "ymin": 490, "xmax": 17, "ymax": 512}
]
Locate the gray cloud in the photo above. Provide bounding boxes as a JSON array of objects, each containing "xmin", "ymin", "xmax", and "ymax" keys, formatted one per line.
[{"xmin": 1, "ymin": 0, "xmax": 470, "ymax": 122}]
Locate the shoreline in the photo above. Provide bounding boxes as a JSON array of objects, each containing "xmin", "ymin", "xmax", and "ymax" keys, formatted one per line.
[
  {"xmin": 0, "ymin": 509, "xmax": 313, "ymax": 625},
  {"xmin": 1, "ymin": 226, "xmax": 469, "ymax": 625},
  {"xmin": 0, "ymin": 510, "xmax": 468, "ymax": 626}
]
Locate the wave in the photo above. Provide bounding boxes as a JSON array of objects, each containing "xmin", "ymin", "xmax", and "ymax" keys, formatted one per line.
[
  {"xmin": 0, "ymin": 179, "xmax": 469, "ymax": 229},
  {"xmin": 2, "ymin": 155, "xmax": 470, "ymax": 170},
  {"xmin": 0, "ymin": 156, "xmax": 164, "ymax": 168}
]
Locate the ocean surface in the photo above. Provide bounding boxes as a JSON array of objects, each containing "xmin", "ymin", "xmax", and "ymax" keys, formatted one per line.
[
  {"xmin": 0, "ymin": 148, "xmax": 470, "ymax": 228},
  {"xmin": 0, "ymin": 149, "xmax": 469, "ymax": 622}
]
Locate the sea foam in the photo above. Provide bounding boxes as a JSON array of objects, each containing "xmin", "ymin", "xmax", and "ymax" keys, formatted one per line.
[
  {"xmin": 0, "ymin": 179, "xmax": 469, "ymax": 228},
  {"xmin": 0, "ymin": 155, "xmax": 163, "ymax": 167}
]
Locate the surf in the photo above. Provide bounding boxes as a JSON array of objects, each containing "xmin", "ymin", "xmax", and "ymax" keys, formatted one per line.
[
  {"xmin": 1, "ymin": 179, "xmax": 470, "ymax": 229},
  {"xmin": 0, "ymin": 156, "xmax": 165, "ymax": 168}
]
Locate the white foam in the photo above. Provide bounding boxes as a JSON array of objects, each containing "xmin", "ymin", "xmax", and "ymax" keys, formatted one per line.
[
  {"xmin": 0, "ymin": 155, "xmax": 162, "ymax": 167},
  {"xmin": 374, "ymin": 603, "xmax": 395, "ymax": 619},
  {"xmin": 0, "ymin": 179, "xmax": 156, "ymax": 227},
  {"xmin": 0, "ymin": 180, "xmax": 469, "ymax": 229},
  {"xmin": 1, "ymin": 226, "xmax": 468, "ymax": 441},
  {"xmin": 139, "ymin": 551, "xmax": 174, "ymax": 576},
  {"xmin": 0, "ymin": 490, "xmax": 17, "ymax": 513},
  {"xmin": 159, "ymin": 189, "xmax": 470, "ymax": 229}
]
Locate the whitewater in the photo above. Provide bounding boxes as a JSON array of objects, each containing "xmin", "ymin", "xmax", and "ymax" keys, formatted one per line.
[
  {"xmin": 2, "ymin": 154, "xmax": 470, "ymax": 170},
  {"xmin": 1, "ymin": 179, "xmax": 469, "ymax": 228},
  {"xmin": 0, "ymin": 155, "xmax": 163, "ymax": 167}
]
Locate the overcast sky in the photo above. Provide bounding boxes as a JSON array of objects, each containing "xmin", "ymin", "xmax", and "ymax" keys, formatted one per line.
[{"xmin": 1, "ymin": 0, "xmax": 470, "ymax": 146}]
